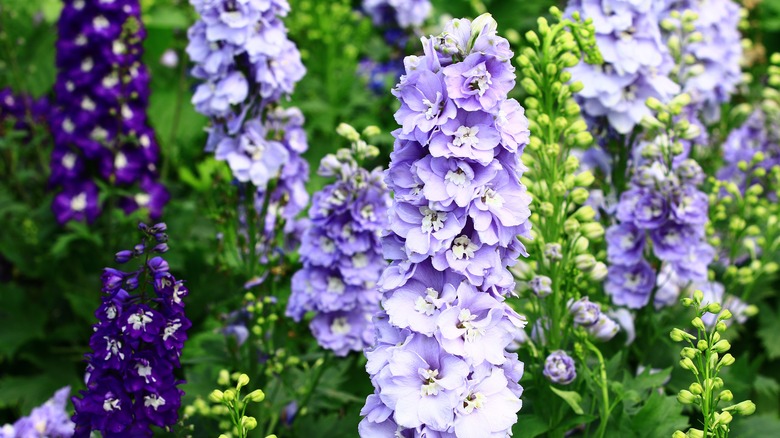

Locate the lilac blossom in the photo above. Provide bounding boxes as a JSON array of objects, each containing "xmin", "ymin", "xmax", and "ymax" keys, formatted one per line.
[
  {"xmin": 718, "ymin": 110, "xmax": 780, "ymax": 191},
  {"xmin": 50, "ymin": 0, "xmax": 167, "ymax": 224},
  {"xmin": 0, "ymin": 387, "xmax": 74, "ymax": 438},
  {"xmin": 606, "ymin": 141, "xmax": 713, "ymax": 308},
  {"xmin": 657, "ymin": 0, "xmax": 743, "ymax": 121},
  {"xmin": 71, "ymin": 223, "xmax": 190, "ymax": 437},
  {"xmin": 360, "ymin": 15, "xmax": 531, "ymax": 436},
  {"xmin": 566, "ymin": 0, "xmax": 679, "ymax": 134},
  {"xmin": 363, "ymin": 0, "xmax": 432, "ymax": 29},
  {"xmin": 286, "ymin": 150, "xmax": 391, "ymax": 356},
  {"xmin": 543, "ymin": 351, "xmax": 577, "ymax": 385},
  {"xmin": 188, "ymin": 0, "xmax": 310, "ymax": 260}
]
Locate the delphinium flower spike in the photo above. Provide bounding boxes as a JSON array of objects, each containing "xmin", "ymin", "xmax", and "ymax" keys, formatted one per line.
[
  {"xmin": 71, "ymin": 223, "xmax": 191, "ymax": 437},
  {"xmin": 188, "ymin": 0, "xmax": 310, "ymax": 264},
  {"xmin": 50, "ymin": 0, "xmax": 167, "ymax": 224},
  {"xmin": 286, "ymin": 124, "xmax": 391, "ymax": 356},
  {"xmin": 359, "ymin": 14, "xmax": 531, "ymax": 437},
  {"xmin": 605, "ymin": 94, "xmax": 714, "ymax": 309},
  {"xmin": 565, "ymin": 0, "xmax": 680, "ymax": 135}
]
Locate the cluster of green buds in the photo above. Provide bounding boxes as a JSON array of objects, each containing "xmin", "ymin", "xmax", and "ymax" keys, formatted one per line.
[
  {"xmin": 512, "ymin": 6, "xmax": 606, "ymax": 351},
  {"xmin": 671, "ymin": 291, "xmax": 756, "ymax": 438},
  {"xmin": 660, "ymin": 9, "xmax": 705, "ymax": 85},
  {"xmin": 239, "ymin": 292, "xmax": 301, "ymax": 378},
  {"xmin": 641, "ymin": 93, "xmax": 702, "ymax": 161},
  {"xmin": 707, "ymin": 172, "xmax": 780, "ymax": 301},
  {"xmin": 208, "ymin": 372, "xmax": 275, "ymax": 438},
  {"xmin": 331, "ymin": 123, "xmax": 381, "ymax": 165}
]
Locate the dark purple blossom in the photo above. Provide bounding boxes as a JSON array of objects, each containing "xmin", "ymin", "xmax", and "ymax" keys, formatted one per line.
[
  {"xmin": 71, "ymin": 223, "xmax": 189, "ymax": 437},
  {"xmin": 50, "ymin": 0, "xmax": 166, "ymax": 224}
]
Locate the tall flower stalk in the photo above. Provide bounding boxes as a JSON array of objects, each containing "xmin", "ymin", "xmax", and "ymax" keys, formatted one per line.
[
  {"xmin": 187, "ymin": 0, "xmax": 309, "ymax": 277},
  {"xmin": 359, "ymin": 14, "xmax": 531, "ymax": 437},
  {"xmin": 71, "ymin": 223, "xmax": 190, "ymax": 437},
  {"xmin": 286, "ymin": 124, "xmax": 390, "ymax": 356},
  {"xmin": 51, "ymin": 0, "xmax": 167, "ymax": 224}
]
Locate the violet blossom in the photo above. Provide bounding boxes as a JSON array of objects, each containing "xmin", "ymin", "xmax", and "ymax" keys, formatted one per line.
[
  {"xmin": 0, "ymin": 387, "xmax": 74, "ymax": 438},
  {"xmin": 287, "ymin": 147, "xmax": 391, "ymax": 356},
  {"xmin": 359, "ymin": 15, "xmax": 531, "ymax": 437}
]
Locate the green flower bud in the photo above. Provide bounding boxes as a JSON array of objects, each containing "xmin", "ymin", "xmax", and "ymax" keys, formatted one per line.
[
  {"xmin": 681, "ymin": 347, "xmax": 698, "ymax": 359},
  {"xmin": 718, "ymin": 353, "xmax": 735, "ymax": 367},
  {"xmin": 545, "ymin": 63, "xmax": 558, "ymax": 76},
  {"xmin": 564, "ymin": 155, "xmax": 580, "ymax": 173},
  {"xmin": 718, "ymin": 390, "xmax": 733, "ymax": 401},
  {"xmin": 689, "ymin": 382, "xmax": 703, "ymax": 395},
  {"xmin": 219, "ymin": 434, "xmax": 230, "ymax": 438},
  {"xmin": 526, "ymin": 30, "xmax": 540, "ymax": 46},
  {"xmin": 236, "ymin": 373, "xmax": 250, "ymax": 390},
  {"xmin": 217, "ymin": 369, "xmax": 231, "ymax": 386},
  {"xmin": 764, "ymin": 262, "xmax": 779, "ymax": 274},
  {"xmin": 697, "ymin": 340, "xmax": 708, "ymax": 351},
  {"xmin": 574, "ymin": 254, "xmax": 596, "ymax": 271},
  {"xmin": 540, "ymin": 202, "xmax": 554, "ymax": 216},
  {"xmin": 713, "ymin": 377, "xmax": 724, "ymax": 389},
  {"xmin": 693, "ymin": 289, "xmax": 704, "ymax": 304},
  {"xmin": 589, "ymin": 262, "xmax": 608, "ymax": 281},
  {"xmin": 712, "ymin": 340, "xmax": 731, "ymax": 353},
  {"xmin": 552, "ymin": 181, "xmax": 567, "ymax": 196},
  {"xmin": 680, "ymin": 357, "xmax": 698, "ymax": 374},
  {"xmin": 570, "ymin": 81, "xmax": 584, "ymax": 93},
  {"xmin": 716, "ymin": 411, "xmax": 734, "ymax": 426},
  {"xmin": 580, "ymin": 222, "xmax": 604, "ymax": 240},
  {"xmin": 362, "ymin": 125, "xmax": 381, "ymax": 137},
  {"xmin": 733, "ymin": 400, "xmax": 756, "ymax": 416},
  {"xmin": 671, "ymin": 328, "xmax": 694, "ymax": 342},
  {"xmin": 672, "ymin": 431, "xmax": 686, "ymax": 438},
  {"xmin": 242, "ymin": 416, "xmax": 258, "ymax": 430},
  {"xmin": 565, "ymin": 101, "xmax": 581, "ymax": 116},
  {"xmin": 209, "ymin": 390, "xmax": 224, "ymax": 403},
  {"xmin": 573, "ymin": 237, "xmax": 589, "ymax": 253},
  {"xmin": 681, "ymin": 297, "xmax": 694, "ymax": 307},
  {"xmin": 336, "ymin": 123, "xmax": 360, "ymax": 142},
  {"xmin": 574, "ymin": 171, "xmax": 595, "ymax": 187},
  {"xmin": 559, "ymin": 70, "xmax": 572, "ymax": 82},
  {"xmin": 521, "ymin": 78, "xmax": 539, "ymax": 95},
  {"xmin": 677, "ymin": 390, "xmax": 698, "ymax": 404},
  {"xmin": 246, "ymin": 389, "xmax": 265, "ymax": 402},
  {"xmin": 705, "ymin": 302, "xmax": 722, "ymax": 314},
  {"xmin": 570, "ymin": 187, "xmax": 589, "ymax": 204},
  {"xmin": 686, "ymin": 428, "xmax": 704, "ymax": 438},
  {"xmin": 691, "ymin": 317, "xmax": 706, "ymax": 331},
  {"xmin": 573, "ymin": 206, "xmax": 596, "ymax": 222},
  {"xmin": 223, "ymin": 389, "xmax": 236, "ymax": 402},
  {"xmin": 715, "ymin": 321, "xmax": 727, "ymax": 333},
  {"xmin": 564, "ymin": 218, "xmax": 580, "ymax": 235}
]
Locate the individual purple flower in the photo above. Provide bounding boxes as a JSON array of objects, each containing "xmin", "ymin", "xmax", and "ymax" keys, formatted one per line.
[
  {"xmin": 606, "ymin": 223, "xmax": 646, "ymax": 265},
  {"xmin": 1, "ymin": 387, "xmax": 74, "ymax": 438},
  {"xmin": 569, "ymin": 297, "xmax": 601, "ymax": 327},
  {"xmin": 360, "ymin": 15, "xmax": 530, "ymax": 436},
  {"xmin": 51, "ymin": 0, "xmax": 166, "ymax": 224},
  {"xmin": 543, "ymin": 350, "xmax": 577, "ymax": 385},
  {"xmin": 588, "ymin": 313, "xmax": 620, "ymax": 341},
  {"xmin": 286, "ymin": 145, "xmax": 391, "ymax": 356},
  {"xmin": 605, "ymin": 260, "xmax": 656, "ymax": 308},
  {"xmin": 528, "ymin": 275, "xmax": 553, "ymax": 297},
  {"xmin": 52, "ymin": 181, "xmax": 101, "ymax": 224},
  {"xmin": 71, "ymin": 223, "xmax": 190, "ymax": 437}
]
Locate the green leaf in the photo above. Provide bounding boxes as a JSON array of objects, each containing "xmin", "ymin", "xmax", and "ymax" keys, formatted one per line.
[
  {"xmin": 0, "ymin": 286, "xmax": 47, "ymax": 360},
  {"xmin": 514, "ymin": 414, "xmax": 550, "ymax": 437},
  {"xmin": 550, "ymin": 386, "xmax": 585, "ymax": 415},
  {"xmin": 758, "ymin": 303, "xmax": 780, "ymax": 360},
  {"xmin": 729, "ymin": 414, "xmax": 780, "ymax": 435},
  {"xmin": 629, "ymin": 392, "xmax": 688, "ymax": 438}
]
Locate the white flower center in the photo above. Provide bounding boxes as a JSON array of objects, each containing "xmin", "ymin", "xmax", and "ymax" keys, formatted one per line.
[
  {"xmin": 331, "ymin": 317, "xmax": 351, "ymax": 335},
  {"xmin": 144, "ymin": 394, "xmax": 166, "ymax": 411},
  {"xmin": 352, "ymin": 253, "xmax": 368, "ymax": 268},
  {"xmin": 320, "ymin": 237, "xmax": 335, "ymax": 254},
  {"xmin": 419, "ymin": 369, "xmax": 441, "ymax": 396},
  {"xmin": 163, "ymin": 320, "xmax": 182, "ymax": 341},
  {"xmin": 361, "ymin": 204, "xmax": 375, "ymax": 221},
  {"xmin": 93, "ymin": 16, "xmax": 109, "ymax": 30},
  {"xmin": 135, "ymin": 193, "xmax": 151, "ymax": 207},
  {"xmin": 463, "ymin": 392, "xmax": 487, "ymax": 414},
  {"xmin": 469, "ymin": 64, "xmax": 492, "ymax": 96},
  {"xmin": 103, "ymin": 397, "xmax": 120, "ymax": 412},
  {"xmin": 136, "ymin": 363, "xmax": 153, "ymax": 383},
  {"xmin": 422, "ymin": 92, "xmax": 442, "ymax": 120},
  {"xmin": 103, "ymin": 337, "xmax": 124, "ymax": 361},
  {"xmin": 445, "ymin": 168, "xmax": 468, "ymax": 186},
  {"xmin": 452, "ymin": 235, "xmax": 478, "ymax": 260},
  {"xmin": 481, "ymin": 187, "xmax": 504, "ymax": 207},
  {"xmin": 421, "ymin": 207, "xmax": 446, "ymax": 233},
  {"xmin": 70, "ymin": 192, "xmax": 87, "ymax": 212},
  {"xmin": 81, "ymin": 57, "xmax": 93, "ymax": 72},
  {"xmin": 127, "ymin": 310, "xmax": 153, "ymax": 331},
  {"xmin": 327, "ymin": 277, "xmax": 345, "ymax": 294},
  {"xmin": 115, "ymin": 152, "xmax": 128, "ymax": 170},
  {"xmin": 62, "ymin": 118, "xmax": 75, "ymax": 134},
  {"xmin": 414, "ymin": 287, "xmax": 442, "ymax": 316},
  {"xmin": 452, "ymin": 126, "xmax": 480, "ymax": 149}
]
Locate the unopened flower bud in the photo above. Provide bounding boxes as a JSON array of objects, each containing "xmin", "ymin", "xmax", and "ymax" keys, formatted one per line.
[
  {"xmin": 680, "ymin": 357, "xmax": 698, "ymax": 374},
  {"xmin": 681, "ymin": 347, "xmax": 697, "ymax": 359},
  {"xmin": 715, "ymin": 411, "xmax": 733, "ymax": 425},
  {"xmin": 570, "ymin": 187, "xmax": 589, "ymax": 204},
  {"xmin": 574, "ymin": 254, "xmax": 596, "ymax": 271},
  {"xmin": 223, "ymin": 389, "xmax": 236, "ymax": 402},
  {"xmin": 677, "ymin": 390, "xmax": 697, "ymax": 404},
  {"xmin": 573, "ymin": 206, "xmax": 596, "ymax": 222},
  {"xmin": 712, "ymin": 340, "xmax": 731, "ymax": 353},
  {"xmin": 581, "ymin": 222, "xmax": 604, "ymax": 240},
  {"xmin": 336, "ymin": 123, "xmax": 360, "ymax": 142},
  {"xmin": 246, "ymin": 389, "xmax": 265, "ymax": 402},
  {"xmin": 686, "ymin": 428, "xmax": 704, "ymax": 438},
  {"xmin": 705, "ymin": 302, "xmax": 722, "ymax": 314},
  {"xmin": 697, "ymin": 340, "xmax": 708, "ymax": 351},
  {"xmin": 574, "ymin": 171, "xmax": 595, "ymax": 187},
  {"xmin": 218, "ymin": 369, "xmax": 230, "ymax": 386},
  {"xmin": 718, "ymin": 353, "xmax": 735, "ymax": 367},
  {"xmin": 236, "ymin": 373, "xmax": 250, "ymax": 390},
  {"xmin": 670, "ymin": 328, "xmax": 693, "ymax": 342},
  {"xmin": 689, "ymin": 382, "xmax": 703, "ymax": 395},
  {"xmin": 691, "ymin": 317, "xmax": 706, "ymax": 331},
  {"xmin": 209, "ymin": 390, "xmax": 224, "ymax": 403},
  {"xmin": 564, "ymin": 218, "xmax": 580, "ymax": 235},
  {"xmin": 589, "ymin": 262, "xmax": 607, "ymax": 281},
  {"xmin": 718, "ymin": 390, "xmax": 733, "ymax": 401},
  {"xmin": 718, "ymin": 309, "xmax": 733, "ymax": 321},
  {"xmin": 241, "ymin": 416, "xmax": 258, "ymax": 430},
  {"xmin": 733, "ymin": 400, "xmax": 756, "ymax": 416}
]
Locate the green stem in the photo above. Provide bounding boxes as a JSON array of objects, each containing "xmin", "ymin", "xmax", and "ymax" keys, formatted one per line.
[{"xmin": 585, "ymin": 339, "xmax": 610, "ymax": 438}]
